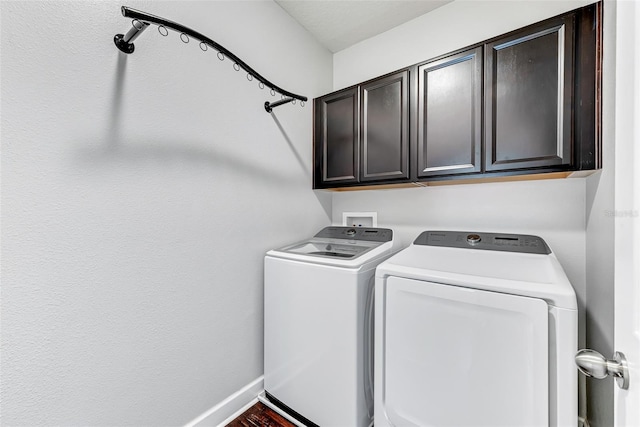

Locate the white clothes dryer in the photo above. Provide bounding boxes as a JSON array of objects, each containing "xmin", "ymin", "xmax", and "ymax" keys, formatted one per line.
[
  {"xmin": 375, "ymin": 230, "xmax": 577, "ymax": 427},
  {"xmin": 265, "ymin": 226, "xmax": 399, "ymax": 427}
]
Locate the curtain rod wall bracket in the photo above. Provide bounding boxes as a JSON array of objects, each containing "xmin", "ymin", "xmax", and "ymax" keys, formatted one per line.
[
  {"xmin": 113, "ymin": 5, "xmax": 307, "ymax": 112},
  {"xmin": 114, "ymin": 18, "xmax": 149, "ymax": 54},
  {"xmin": 265, "ymin": 98, "xmax": 295, "ymax": 113}
]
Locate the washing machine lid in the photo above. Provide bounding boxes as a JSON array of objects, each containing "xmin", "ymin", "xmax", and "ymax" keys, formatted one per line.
[
  {"xmin": 267, "ymin": 226, "xmax": 395, "ymax": 267},
  {"xmin": 376, "ymin": 230, "xmax": 577, "ymax": 309},
  {"xmin": 282, "ymin": 240, "xmax": 376, "ymax": 258}
]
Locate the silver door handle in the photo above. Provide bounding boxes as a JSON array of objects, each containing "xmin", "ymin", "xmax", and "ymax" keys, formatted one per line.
[{"xmin": 575, "ymin": 349, "xmax": 629, "ymax": 390}]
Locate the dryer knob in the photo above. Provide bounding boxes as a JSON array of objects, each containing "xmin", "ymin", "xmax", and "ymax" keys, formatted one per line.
[{"xmin": 467, "ymin": 234, "xmax": 481, "ymax": 245}]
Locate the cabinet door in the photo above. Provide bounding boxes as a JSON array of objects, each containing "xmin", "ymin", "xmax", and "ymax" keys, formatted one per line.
[
  {"xmin": 314, "ymin": 87, "xmax": 359, "ymax": 187},
  {"xmin": 360, "ymin": 71, "xmax": 409, "ymax": 182},
  {"xmin": 485, "ymin": 14, "xmax": 575, "ymax": 171},
  {"xmin": 417, "ymin": 47, "xmax": 482, "ymax": 178}
]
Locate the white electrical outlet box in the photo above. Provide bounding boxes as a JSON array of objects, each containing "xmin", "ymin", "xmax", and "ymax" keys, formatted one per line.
[{"xmin": 342, "ymin": 212, "xmax": 377, "ymax": 227}]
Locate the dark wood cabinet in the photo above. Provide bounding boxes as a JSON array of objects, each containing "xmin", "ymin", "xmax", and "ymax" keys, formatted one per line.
[
  {"xmin": 313, "ymin": 3, "xmax": 600, "ymax": 189},
  {"xmin": 417, "ymin": 47, "xmax": 482, "ymax": 177},
  {"xmin": 314, "ymin": 71, "xmax": 409, "ymax": 188},
  {"xmin": 314, "ymin": 87, "xmax": 359, "ymax": 186},
  {"xmin": 484, "ymin": 14, "xmax": 575, "ymax": 172},
  {"xmin": 360, "ymin": 70, "xmax": 410, "ymax": 182}
]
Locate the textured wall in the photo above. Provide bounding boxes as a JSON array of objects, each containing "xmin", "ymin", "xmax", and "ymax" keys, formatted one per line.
[
  {"xmin": 584, "ymin": 1, "xmax": 621, "ymax": 426},
  {"xmin": 0, "ymin": 1, "xmax": 332, "ymax": 425},
  {"xmin": 333, "ymin": 0, "xmax": 596, "ymax": 90}
]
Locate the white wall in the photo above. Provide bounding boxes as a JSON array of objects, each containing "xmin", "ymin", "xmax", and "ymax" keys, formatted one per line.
[
  {"xmin": 583, "ymin": 1, "xmax": 618, "ymax": 425},
  {"xmin": 334, "ymin": 0, "xmax": 596, "ymax": 90},
  {"xmin": 0, "ymin": 1, "xmax": 332, "ymax": 425}
]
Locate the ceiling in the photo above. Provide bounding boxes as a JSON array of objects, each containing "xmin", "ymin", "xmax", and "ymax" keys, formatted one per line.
[{"xmin": 274, "ymin": 0, "xmax": 453, "ymax": 53}]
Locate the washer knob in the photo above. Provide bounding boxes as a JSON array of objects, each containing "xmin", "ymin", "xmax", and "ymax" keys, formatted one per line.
[
  {"xmin": 346, "ymin": 228, "xmax": 357, "ymax": 236},
  {"xmin": 467, "ymin": 234, "xmax": 481, "ymax": 245}
]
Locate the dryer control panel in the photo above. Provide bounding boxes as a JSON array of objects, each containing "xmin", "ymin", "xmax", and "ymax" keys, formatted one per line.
[
  {"xmin": 414, "ymin": 231, "xmax": 551, "ymax": 254},
  {"xmin": 315, "ymin": 226, "xmax": 393, "ymax": 242}
]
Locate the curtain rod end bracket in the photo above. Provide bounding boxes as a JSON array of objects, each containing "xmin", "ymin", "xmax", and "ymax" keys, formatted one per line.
[
  {"xmin": 264, "ymin": 97, "xmax": 295, "ymax": 113},
  {"xmin": 114, "ymin": 34, "xmax": 135, "ymax": 54}
]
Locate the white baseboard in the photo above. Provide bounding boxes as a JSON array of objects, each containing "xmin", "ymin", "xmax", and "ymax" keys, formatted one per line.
[{"xmin": 184, "ymin": 376, "xmax": 264, "ymax": 427}]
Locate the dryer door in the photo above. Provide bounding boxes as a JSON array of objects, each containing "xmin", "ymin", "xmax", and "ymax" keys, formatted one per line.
[{"xmin": 380, "ymin": 276, "xmax": 549, "ymax": 427}]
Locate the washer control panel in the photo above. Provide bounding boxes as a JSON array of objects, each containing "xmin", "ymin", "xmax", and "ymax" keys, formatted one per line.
[
  {"xmin": 314, "ymin": 226, "xmax": 393, "ymax": 243},
  {"xmin": 414, "ymin": 230, "xmax": 551, "ymax": 254}
]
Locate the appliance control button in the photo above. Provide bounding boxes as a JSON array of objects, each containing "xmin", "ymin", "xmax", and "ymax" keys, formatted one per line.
[
  {"xmin": 346, "ymin": 228, "xmax": 357, "ymax": 236},
  {"xmin": 467, "ymin": 234, "xmax": 481, "ymax": 245}
]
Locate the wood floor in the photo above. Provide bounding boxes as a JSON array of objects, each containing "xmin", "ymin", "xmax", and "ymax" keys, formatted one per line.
[{"xmin": 225, "ymin": 402, "xmax": 297, "ymax": 427}]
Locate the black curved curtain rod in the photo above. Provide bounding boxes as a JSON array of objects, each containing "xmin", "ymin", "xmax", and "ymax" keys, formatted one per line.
[{"xmin": 113, "ymin": 6, "xmax": 307, "ymax": 112}]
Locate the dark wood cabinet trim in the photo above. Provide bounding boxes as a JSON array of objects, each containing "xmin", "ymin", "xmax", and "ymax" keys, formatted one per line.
[{"xmin": 573, "ymin": 2, "xmax": 601, "ymax": 170}]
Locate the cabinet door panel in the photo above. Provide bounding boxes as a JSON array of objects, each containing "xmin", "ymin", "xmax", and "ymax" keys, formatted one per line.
[
  {"xmin": 485, "ymin": 16, "xmax": 574, "ymax": 171},
  {"xmin": 418, "ymin": 47, "xmax": 482, "ymax": 177},
  {"xmin": 360, "ymin": 71, "xmax": 409, "ymax": 181},
  {"xmin": 314, "ymin": 88, "xmax": 359, "ymax": 186}
]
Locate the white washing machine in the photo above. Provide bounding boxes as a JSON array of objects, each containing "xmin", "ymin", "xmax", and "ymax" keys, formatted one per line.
[
  {"xmin": 375, "ymin": 230, "xmax": 577, "ymax": 427},
  {"xmin": 264, "ymin": 226, "xmax": 399, "ymax": 427}
]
